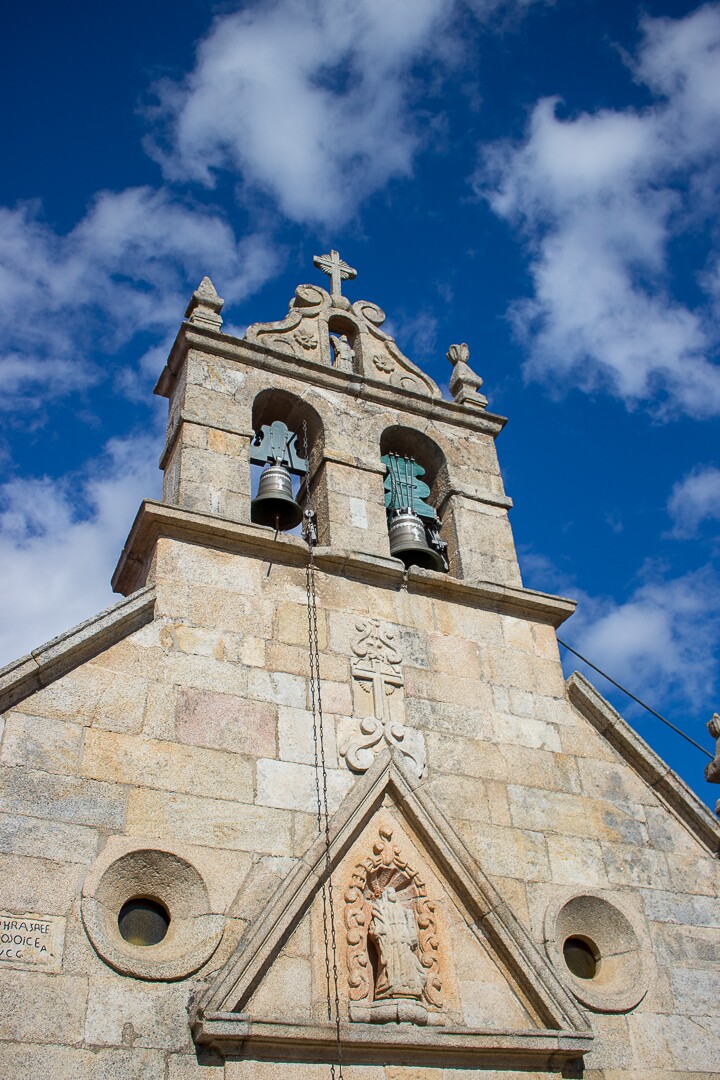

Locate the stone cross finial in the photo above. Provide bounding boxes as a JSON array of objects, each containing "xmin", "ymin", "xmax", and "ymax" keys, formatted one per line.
[
  {"xmin": 447, "ymin": 343, "xmax": 488, "ymax": 409},
  {"xmin": 185, "ymin": 276, "xmax": 224, "ymax": 331},
  {"xmin": 313, "ymin": 249, "xmax": 357, "ymax": 303}
]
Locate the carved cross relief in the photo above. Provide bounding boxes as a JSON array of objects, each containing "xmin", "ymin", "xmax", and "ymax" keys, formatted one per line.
[
  {"xmin": 340, "ymin": 619, "xmax": 426, "ymax": 778},
  {"xmin": 344, "ymin": 824, "xmax": 443, "ymax": 1025}
]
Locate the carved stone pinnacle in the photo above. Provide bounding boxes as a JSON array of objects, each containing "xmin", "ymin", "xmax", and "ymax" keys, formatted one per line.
[
  {"xmin": 185, "ymin": 276, "xmax": 224, "ymax": 330},
  {"xmin": 447, "ymin": 342, "xmax": 487, "ymax": 409},
  {"xmin": 705, "ymin": 713, "xmax": 720, "ymax": 786}
]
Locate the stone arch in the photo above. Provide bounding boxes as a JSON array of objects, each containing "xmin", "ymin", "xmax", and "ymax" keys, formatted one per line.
[
  {"xmin": 251, "ymin": 387, "xmax": 325, "ymax": 459},
  {"xmin": 250, "ymin": 387, "xmax": 327, "ymax": 536},
  {"xmin": 379, "ymin": 426, "xmax": 448, "ymax": 508},
  {"xmin": 379, "ymin": 426, "xmax": 451, "ymax": 573}
]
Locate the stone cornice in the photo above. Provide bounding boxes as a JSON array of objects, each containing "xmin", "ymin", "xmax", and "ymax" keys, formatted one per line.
[
  {"xmin": 0, "ymin": 586, "xmax": 156, "ymax": 715},
  {"xmin": 155, "ymin": 322, "xmax": 509, "ymax": 438},
  {"xmin": 193, "ymin": 1015, "xmax": 593, "ymax": 1067},
  {"xmin": 112, "ymin": 500, "xmax": 577, "ymax": 628},
  {"xmin": 567, "ymin": 672, "xmax": 720, "ymax": 855}
]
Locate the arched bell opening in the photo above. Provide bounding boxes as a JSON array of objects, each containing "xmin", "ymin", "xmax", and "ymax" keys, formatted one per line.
[
  {"xmin": 327, "ymin": 314, "xmax": 360, "ymax": 374},
  {"xmin": 250, "ymin": 389, "xmax": 325, "ymax": 536},
  {"xmin": 379, "ymin": 426, "xmax": 450, "ymax": 574}
]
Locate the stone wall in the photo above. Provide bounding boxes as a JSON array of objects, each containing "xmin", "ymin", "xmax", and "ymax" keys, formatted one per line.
[
  {"xmin": 1, "ymin": 530, "xmax": 719, "ymax": 1078},
  {"xmin": 2, "ymin": 286, "xmax": 719, "ymax": 1077}
]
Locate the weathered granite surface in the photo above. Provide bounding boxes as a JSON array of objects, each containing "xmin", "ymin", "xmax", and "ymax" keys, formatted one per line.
[{"xmin": 1, "ymin": 267, "xmax": 719, "ymax": 1078}]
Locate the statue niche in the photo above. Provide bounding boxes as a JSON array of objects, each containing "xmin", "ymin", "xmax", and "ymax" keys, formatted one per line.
[{"xmin": 344, "ymin": 824, "xmax": 443, "ymax": 1025}]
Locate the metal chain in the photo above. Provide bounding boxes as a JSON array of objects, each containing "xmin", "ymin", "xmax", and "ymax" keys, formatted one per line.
[{"xmin": 301, "ymin": 420, "xmax": 344, "ymax": 1079}]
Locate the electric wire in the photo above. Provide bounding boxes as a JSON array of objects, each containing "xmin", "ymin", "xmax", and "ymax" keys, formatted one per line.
[{"xmin": 557, "ymin": 638, "xmax": 713, "ymax": 760}]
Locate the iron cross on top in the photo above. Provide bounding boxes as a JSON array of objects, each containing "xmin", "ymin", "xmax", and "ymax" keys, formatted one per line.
[{"xmin": 313, "ymin": 249, "xmax": 357, "ymax": 300}]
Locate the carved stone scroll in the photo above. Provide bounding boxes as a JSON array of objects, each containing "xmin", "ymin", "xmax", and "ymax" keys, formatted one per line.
[
  {"xmin": 344, "ymin": 824, "xmax": 443, "ymax": 1025},
  {"xmin": 243, "ymin": 276, "xmax": 441, "ymax": 398},
  {"xmin": 340, "ymin": 620, "xmax": 426, "ymax": 778}
]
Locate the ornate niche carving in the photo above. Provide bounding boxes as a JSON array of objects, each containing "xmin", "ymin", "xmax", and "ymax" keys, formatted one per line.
[
  {"xmin": 242, "ymin": 252, "xmax": 441, "ymax": 396},
  {"xmin": 244, "ymin": 283, "xmax": 328, "ymax": 362},
  {"xmin": 345, "ymin": 824, "xmax": 443, "ymax": 1025},
  {"xmin": 340, "ymin": 619, "xmax": 426, "ymax": 777}
]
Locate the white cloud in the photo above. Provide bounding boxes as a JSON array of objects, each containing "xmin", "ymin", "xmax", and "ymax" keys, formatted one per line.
[
  {"xmin": 571, "ymin": 569, "xmax": 720, "ymax": 710},
  {"xmin": 521, "ymin": 551, "xmax": 720, "ymax": 710},
  {"xmin": 146, "ymin": 0, "xmax": 546, "ymax": 227},
  {"xmin": 0, "ymin": 433, "xmax": 162, "ymax": 667},
  {"xmin": 385, "ymin": 310, "xmax": 439, "ymax": 358},
  {"xmin": 476, "ymin": 4, "xmax": 720, "ymax": 417},
  {"xmin": 520, "ymin": 548, "xmax": 716, "ymax": 708},
  {"xmin": 0, "ymin": 189, "xmax": 278, "ymax": 409},
  {"xmin": 146, "ymin": 0, "xmax": 451, "ymax": 225},
  {"xmin": 667, "ymin": 464, "xmax": 720, "ymax": 538}
]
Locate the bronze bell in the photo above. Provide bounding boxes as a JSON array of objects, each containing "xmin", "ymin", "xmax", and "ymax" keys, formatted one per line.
[
  {"xmin": 388, "ymin": 510, "xmax": 445, "ymax": 572},
  {"xmin": 251, "ymin": 464, "xmax": 303, "ymax": 531}
]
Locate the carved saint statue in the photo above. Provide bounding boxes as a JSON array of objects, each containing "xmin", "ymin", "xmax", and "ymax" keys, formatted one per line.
[
  {"xmin": 368, "ymin": 885, "xmax": 426, "ymax": 1000},
  {"xmin": 345, "ymin": 825, "xmax": 443, "ymax": 1023},
  {"xmin": 330, "ymin": 333, "xmax": 355, "ymax": 372}
]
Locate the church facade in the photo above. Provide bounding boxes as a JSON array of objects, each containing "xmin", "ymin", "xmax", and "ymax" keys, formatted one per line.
[{"xmin": 1, "ymin": 254, "xmax": 719, "ymax": 1078}]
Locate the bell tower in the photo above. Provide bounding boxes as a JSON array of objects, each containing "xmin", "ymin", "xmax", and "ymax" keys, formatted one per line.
[{"xmin": 116, "ymin": 251, "xmax": 524, "ymax": 595}]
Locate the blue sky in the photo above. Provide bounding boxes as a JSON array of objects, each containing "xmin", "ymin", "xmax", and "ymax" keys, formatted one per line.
[{"xmin": 2, "ymin": 0, "xmax": 720, "ymax": 807}]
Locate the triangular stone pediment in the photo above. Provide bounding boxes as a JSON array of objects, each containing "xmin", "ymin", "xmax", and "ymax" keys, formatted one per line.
[{"xmin": 192, "ymin": 750, "xmax": 592, "ymax": 1069}]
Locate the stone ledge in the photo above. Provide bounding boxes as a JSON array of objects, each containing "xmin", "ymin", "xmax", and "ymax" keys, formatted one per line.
[
  {"xmin": 112, "ymin": 500, "xmax": 577, "ymax": 628},
  {"xmin": 192, "ymin": 1014, "xmax": 593, "ymax": 1068},
  {"xmin": 437, "ymin": 483, "xmax": 514, "ymax": 512},
  {"xmin": 155, "ymin": 322, "xmax": 509, "ymax": 437},
  {"xmin": 567, "ymin": 671, "xmax": 720, "ymax": 855},
  {"xmin": 0, "ymin": 586, "xmax": 156, "ymax": 715}
]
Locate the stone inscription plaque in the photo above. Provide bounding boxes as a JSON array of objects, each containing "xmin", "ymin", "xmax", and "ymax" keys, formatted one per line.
[{"xmin": 0, "ymin": 911, "xmax": 65, "ymax": 973}]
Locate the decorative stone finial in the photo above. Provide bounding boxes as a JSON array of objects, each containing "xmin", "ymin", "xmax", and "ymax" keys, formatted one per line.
[
  {"xmin": 705, "ymin": 713, "xmax": 720, "ymax": 787},
  {"xmin": 447, "ymin": 343, "xmax": 487, "ymax": 409},
  {"xmin": 313, "ymin": 249, "xmax": 357, "ymax": 310},
  {"xmin": 185, "ymin": 276, "xmax": 224, "ymax": 330}
]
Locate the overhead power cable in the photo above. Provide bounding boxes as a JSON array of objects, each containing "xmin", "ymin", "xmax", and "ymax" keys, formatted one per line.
[{"xmin": 557, "ymin": 638, "xmax": 712, "ymax": 760}]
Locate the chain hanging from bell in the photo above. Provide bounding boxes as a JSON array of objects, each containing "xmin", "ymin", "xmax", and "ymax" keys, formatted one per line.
[{"xmin": 388, "ymin": 509, "xmax": 446, "ymax": 572}]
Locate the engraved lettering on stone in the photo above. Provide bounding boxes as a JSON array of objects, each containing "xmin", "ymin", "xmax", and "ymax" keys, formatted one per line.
[
  {"xmin": 345, "ymin": 825, "xmax": 443, "ymax": 1024},
  {"xmin": 340, "ymin": 620, "xmax": 426, "ymax": 777},
  {"xmin": 0, "ymin": 912, "xmax": 65, "ymax": 973}
]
